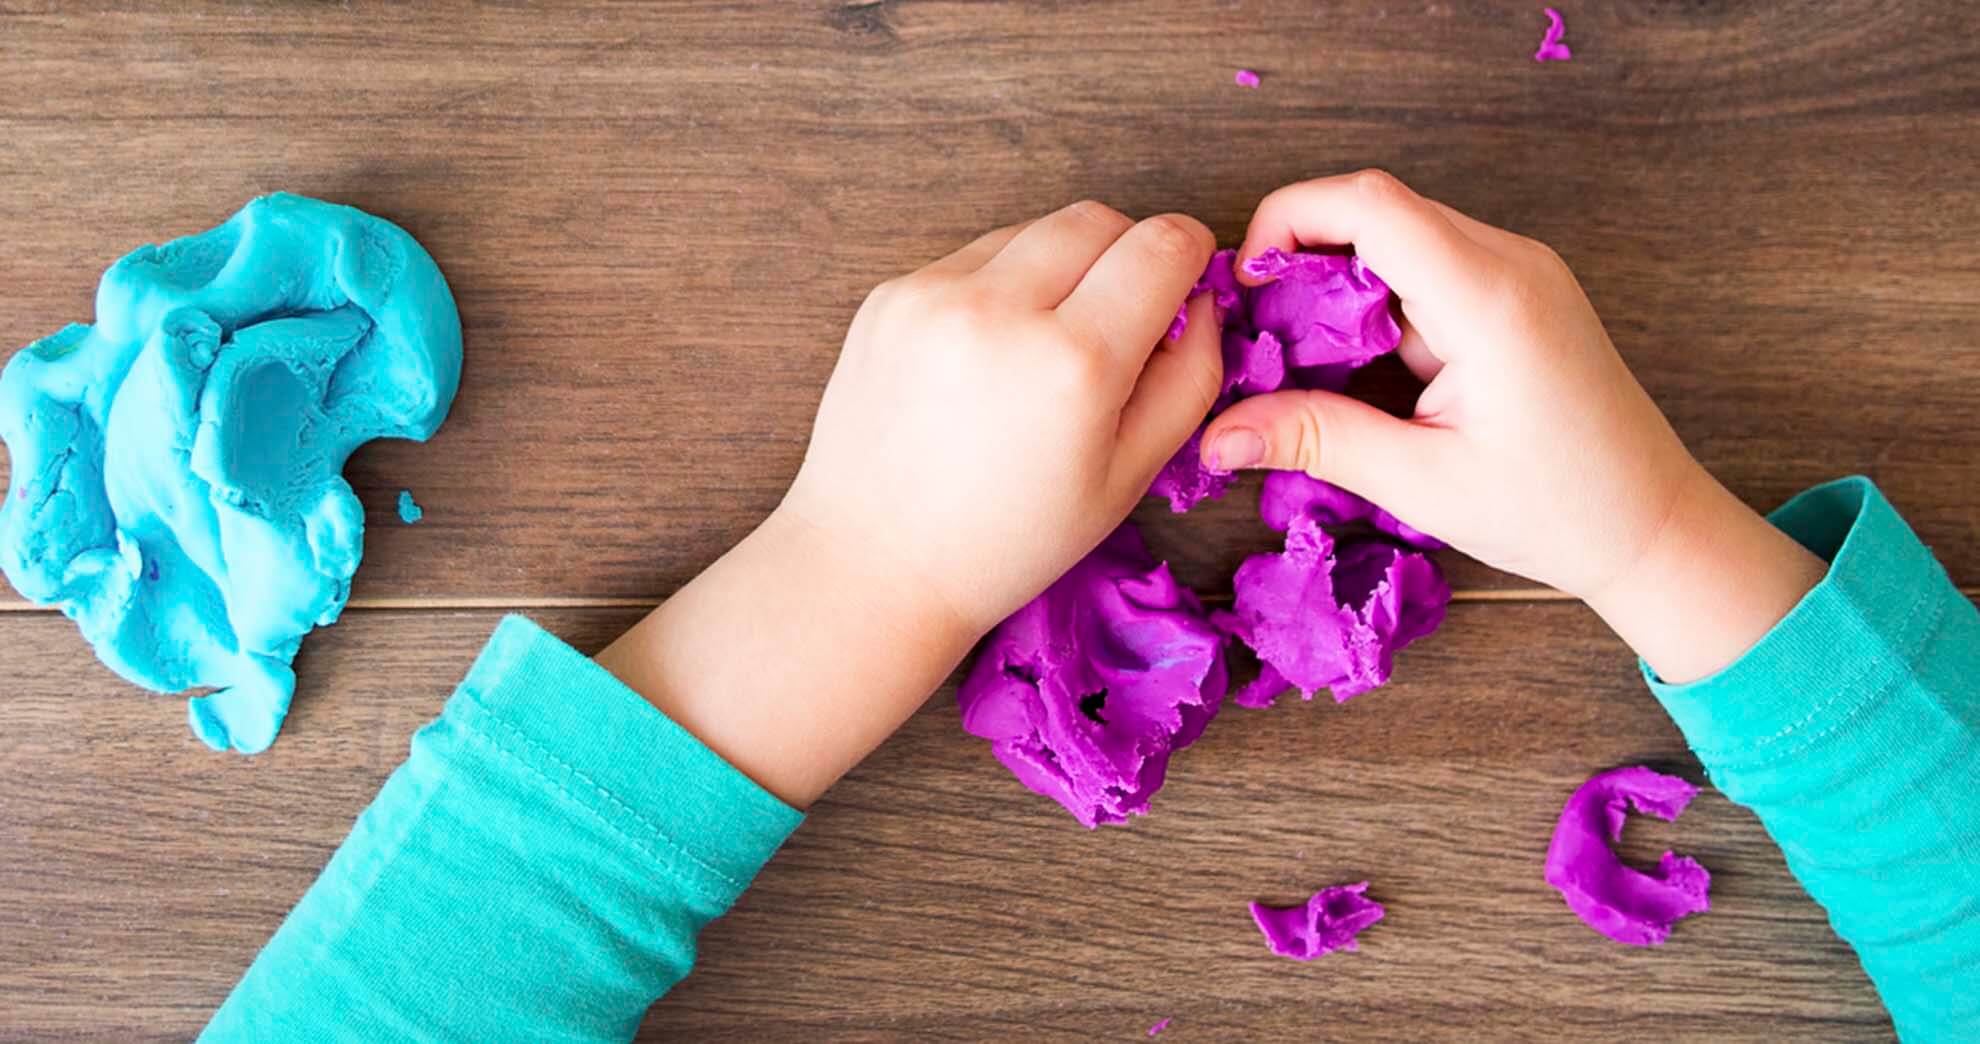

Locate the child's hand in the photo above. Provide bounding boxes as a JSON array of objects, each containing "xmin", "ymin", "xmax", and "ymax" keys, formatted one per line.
[
  {"xmin": 600, "ymin": 202, "xmax": 1221, "ymax": 806},
  {"xmin": 1201, "ymin": 171, "xmax": 1824, "ymax": 682},
  {"xmin": 779, "ymin": 201, "xmax": 1223, "ymax": 637}
]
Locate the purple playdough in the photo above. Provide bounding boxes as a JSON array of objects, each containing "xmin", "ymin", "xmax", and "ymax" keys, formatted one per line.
[
  {"xmin": 1533, "ymin": 7, "xmax": 1573, "ymax": 63},
  {"xmin": 957, "ymin": 525, "xmax": 1228, "ymax": 828},
  {"xmin": 963, "ymin": 247, "xmax": 1449, "ymax": 823},
  {"xmin": 1259, "ymin": 471, "xmax": 1442, "ymax": 550},
  {"xmin": 1544, "ymin": 766, "xmax": 1712, "ymax": 945},
  {"xmin": 1214, "ymin": 513, "xmax": 1448, "ymax": 708},
  {"xmin": 1249, "ymin": 881, "xmax": 1385, "ymax": 960},
  {"xmin": 1154, "ymin": 249, "xmax": 1400, "ymax": 513}
]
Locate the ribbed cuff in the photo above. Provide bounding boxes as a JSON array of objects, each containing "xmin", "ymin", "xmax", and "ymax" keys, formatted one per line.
[
  {"xmin": 1644, "ymin": 477, "xmax": 1955, "ymax": 768},
  {"xmin": 443, "ymin": 614, "xmax": 803, "ymax": 905}
]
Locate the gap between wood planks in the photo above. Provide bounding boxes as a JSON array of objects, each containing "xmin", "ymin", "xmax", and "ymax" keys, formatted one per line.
[{"xmin": 2, "ymin": 589, "xmax": 1978, "ymax": 613}]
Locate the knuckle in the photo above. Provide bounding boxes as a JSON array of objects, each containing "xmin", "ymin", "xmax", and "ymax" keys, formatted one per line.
[
  {"xmin": 863, "ymin": 276, "xmax": 906, "ymax": 309},
  {"xmin": 1351, "ymin": 168, "xmax": 1409, "ymax": 204},
  {"xmin": 1290, "ymin": 402, "xmax": 1333, "ymax": 475},
  {"xmin": 1065, "ymin": 198, "xmax": 1132, "ymax": 232},
  {"xmin": 1138, "ymin": 213, "xmax": 1210, "ymax": 266},
  {"xmin": 945, "ymin": 282, "xmax": 1003, "ymax": 326},
  {"xmin": 1043, "ymin": 338, "xmax": 1110, "ymax": 394}
]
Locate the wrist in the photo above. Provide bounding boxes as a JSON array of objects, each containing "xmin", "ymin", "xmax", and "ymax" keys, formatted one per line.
[
  {"xmin": 595, "ymin": 510, "xmax": 978, "ymax": 809},
  {"xmin": 1585, "ymin": 469, "xmax": 1827, "ymax": 685},
  {"xmin": 750, "ymin": 507, "xmax": 981, "ymax": 671}
]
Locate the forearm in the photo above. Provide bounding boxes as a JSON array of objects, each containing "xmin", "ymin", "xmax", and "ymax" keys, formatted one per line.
[{"xmin": 595, "ymin": 508, "xmax": 977, "ymax": 809}]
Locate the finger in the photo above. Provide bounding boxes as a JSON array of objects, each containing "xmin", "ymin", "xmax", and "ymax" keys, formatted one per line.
[
  {"xmin": 1059, "ymin": 212, "xmax": 1215, "ymax": 364},
  {"xmin": 1199, "ymin": 387, "xmax": 1446, "ymax": 509},
  {"xmin": 1394, "ymin": 313, "xmax": 1445, "ymax": 383},
  {"xmin": 1235, "ymin": 170, "xmax": 1496, "ymax": 310},
  {"xmin": 921, "ymin": 220, "xmax": 1031, "ymax": 278},
  {"xmin": 977, "ymin": 199, "xmax": 1136, "ymax": 308},
  {"xmin": 1115, "ymin": 292, "xmax": 1223, "ymax": 489}
]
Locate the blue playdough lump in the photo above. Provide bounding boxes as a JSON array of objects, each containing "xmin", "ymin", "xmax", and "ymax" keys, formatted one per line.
[
  {"xmin": 0, "ymin": 194, "xmax": 461, "ymax": 753},
  {"xmin": 397, "ymin": 489, "xmax": 424, "ymax": 524}
]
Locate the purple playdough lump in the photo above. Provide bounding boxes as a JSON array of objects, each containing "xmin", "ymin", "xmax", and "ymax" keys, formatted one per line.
[
  {"xmin": 1214, "ymin": 513, "xmax": 1449, "ymax": 708},
  {"xmin": 1533, "ymin": 7, "xmax": 1573, "ymax": 63},
  {"xmin": 957, "ymin": 525, "xmax": 1227, "ymax": 828},
  {"xmin": 1249, "ymin": 881, "xmax": 1386, "ymax": 960},
  {"xmin": 1544, "ymin": 766, "xmax": 1712, "ymax": 945},
  {"xmin": 1234, "ymin": 69, "xmax": 1262, "ymax": 88},
  {"xmin": 1154, "ymin": 248, "xmax": 1401, "ymax": 513}
]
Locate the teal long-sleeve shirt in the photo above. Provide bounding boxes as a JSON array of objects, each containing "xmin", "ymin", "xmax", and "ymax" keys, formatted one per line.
[{"xmin": 203, "ymin": 477, "xmax": 1980, "ymax": 1041}]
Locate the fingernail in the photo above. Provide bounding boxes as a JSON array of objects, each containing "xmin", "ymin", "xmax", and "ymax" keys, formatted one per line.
[{"xmin": 1208, "ymin": 428, "xmax": 1266, "ymax": 472}]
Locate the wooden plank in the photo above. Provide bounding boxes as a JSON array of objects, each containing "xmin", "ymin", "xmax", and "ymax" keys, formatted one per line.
[
  {"xmin": 0, "ymin": 604, "xmax": 1890, "ymax": 1039},
  {"xmin": 2, "ymin": 1, "xmax": 1978, "ymax": 608}
]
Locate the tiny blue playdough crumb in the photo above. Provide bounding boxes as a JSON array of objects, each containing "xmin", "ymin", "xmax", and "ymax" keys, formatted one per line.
[
  {"xmin": 0, "ymin": 194, "xmax": 462, "ymax": 753},
  {"xmin": 397, "ymin": 490, "xmax": 424, "ymax": 524}
]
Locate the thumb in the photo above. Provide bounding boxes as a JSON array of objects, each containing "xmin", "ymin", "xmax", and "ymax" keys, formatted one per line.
[{"xmin": 1200, "ymin": 389, "xmax": 1440, "ymax": 507}]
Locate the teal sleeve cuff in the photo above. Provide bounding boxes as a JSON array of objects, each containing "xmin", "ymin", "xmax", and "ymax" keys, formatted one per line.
[
  {"xmin": 1644, "ymin": 476, "xmax": 1956, "ymax": 767},
  {"xmin": 203, "ymin": 615, "xmax": 803, "ymax": 1042},
  {"xmin": 447, "ymin": 614, "xmax": 804, "ymax": 906}
]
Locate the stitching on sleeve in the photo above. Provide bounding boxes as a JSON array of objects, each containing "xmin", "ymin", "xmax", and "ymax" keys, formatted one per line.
[
  {"xmin": 1704, "ymin": 584, "xmax": 1949, "ymax": 768},
  {"xmin": 458, "ymin": 709, "xmax": 747, "ymax": 902}
]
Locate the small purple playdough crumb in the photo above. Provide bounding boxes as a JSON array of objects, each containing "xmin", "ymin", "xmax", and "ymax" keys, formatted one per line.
[
  {"xmin": 957, "ymin": 525, "xmax": 1228, "ymax": 828},
  {"xmin": 1154, "ymin": 249, "xmax": 1401, "ymax": 513},
  {"xmin": 1234, "ymin": 69, "xmax": 1261, "ymax": 88},
  {"xmin": 1147, "ymin": 1018, "xmax": 1172, "ymax": 1036},
  {"xmin": 1533, "ymin": 7, "xmax": 1573, "ymax": 62},
  {"xmin": 1544, "ymin": 766, "xmax": 1711, "ymax": 946},
  {"xmin": 1249, "ymin": 881, "xmax": 1385, "ymax": 960},
  {"xmin": 1213, "ymin": 514, "xmax": 1448, "ymax": 707}
]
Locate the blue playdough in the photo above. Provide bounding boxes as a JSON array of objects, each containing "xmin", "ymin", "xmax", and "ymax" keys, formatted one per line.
[
  {"xmin": 397, "ymin": 489, "xmax": 424, "ymax": 524},
  {"xmin": 0, "ymin": 194, "xmax": 461, "ymax": 753}
]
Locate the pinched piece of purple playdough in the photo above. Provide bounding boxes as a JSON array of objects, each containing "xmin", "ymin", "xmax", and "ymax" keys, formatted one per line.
[
  {"xmin": 1214, "ymin": 513, "xmax": 1449, "ymax": 707},
  {"xmin": 1154, "ymin": 249, "xmax": 1402, "ymax": 513},
  {"xmin": 956, "ymin": 525, "xmax": 1228, "ymax": 828},
  {"xmin": 1249, "ymin": 881, "xmax": 1385, "ymax": 960},
  {"xmin": 1544, "ymin": 766, "xmax": 1712, "ymax": 946}
]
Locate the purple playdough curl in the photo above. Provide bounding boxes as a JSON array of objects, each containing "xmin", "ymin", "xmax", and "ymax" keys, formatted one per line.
[
  {"xmin": 1544, "ymin": 766, "xmax": 1711, "ymax": 945},
  {"xmin": 1213, "ymin": 514, "xmax": 1449, "ymax": 708},
  {"xmin": 1533, "ymin": 7, "xmax": 1573, "ymax": 63},
  {"xmin": 1249, "ymin": 881, "xmax": 1385, "ymax": 960},
  {"xmin": 1154, "ymin": 249, "xmax": 1401, "ymax": 513},
  {"xmin": 956, "ymin": 525, "xmax": 1227, "ymax": 828}
]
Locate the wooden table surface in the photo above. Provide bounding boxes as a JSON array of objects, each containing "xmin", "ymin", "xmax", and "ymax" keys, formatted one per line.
[{"xmin": 3, "ymin": 2, "xmax": 1975, "ymax": 1039}]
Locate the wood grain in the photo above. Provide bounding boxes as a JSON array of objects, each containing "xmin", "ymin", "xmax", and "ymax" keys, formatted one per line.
[
  {"xmin": 1, "ymin": 2, "xmax": 1969, "ymax": 1038},
  {"xmin": 1, "ymin": 1, "xmax": 1977, "ymax": 607},
  {"xmin": 0, "ymin": 605, "xmax": 1891, "ymax": 1040}
]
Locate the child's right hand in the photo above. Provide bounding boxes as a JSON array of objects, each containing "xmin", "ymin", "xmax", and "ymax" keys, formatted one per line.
[{"xmin": 1201, "ymin": 171, "xmax": 1826, "ymax": 682}]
